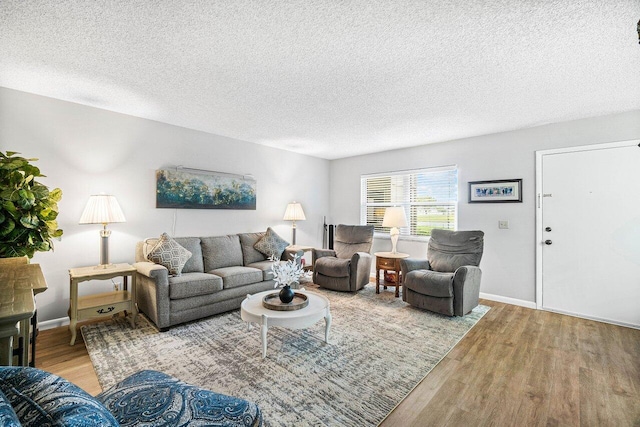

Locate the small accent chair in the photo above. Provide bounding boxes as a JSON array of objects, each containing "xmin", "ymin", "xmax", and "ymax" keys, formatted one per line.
[
  {"xmin": 400, "ymin": 229, "xmax": 484, "ymax": 316},
  {"xmin": 312, "ymin": 224, "xmax": 374, "ymax": 292}
]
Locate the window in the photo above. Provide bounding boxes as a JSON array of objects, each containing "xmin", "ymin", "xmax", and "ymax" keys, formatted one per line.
[{"xmin": 360, "ymin": 166, "xmax": 458, "ymax": 239}]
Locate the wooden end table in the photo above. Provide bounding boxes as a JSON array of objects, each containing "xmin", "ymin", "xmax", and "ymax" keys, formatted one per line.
[
  {"xmin": 68, "ymin": 263, "xmax": 137, "ymax": 345},
  {"xmin": 0, "ymin": 263, "xmax": 47, "ymax": 366},
  {"xmin": 374, "ymin": 252, "xmax": 409, "ymax": 297},
  {"xmin": 287, "ymin": 245, "xmax": 314, "ymax": 271}
]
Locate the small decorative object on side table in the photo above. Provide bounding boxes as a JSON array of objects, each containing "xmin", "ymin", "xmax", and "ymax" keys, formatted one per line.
[
  {"xmin": 374, "ymin": 252, "xmax": 409, "ymax": 297},
  {"xmin": 68, "ymin": 263, "xmax": 137, "ymax": 345}
]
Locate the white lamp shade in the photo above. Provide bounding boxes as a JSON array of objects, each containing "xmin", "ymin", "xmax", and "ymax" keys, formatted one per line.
[
  {"xmin": 382, "ymin": 206, "xmax": 408, "ymax": 228},
  {"xmin": 79, "ymin": 194, "xmax": 126, "ymax": 224},
  {"xmin": 283, "ymin": 202, "xmax": 306, "ymax": 221}
]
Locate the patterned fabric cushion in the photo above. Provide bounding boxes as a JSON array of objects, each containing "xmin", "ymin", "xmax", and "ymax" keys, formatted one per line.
[
  {"xmin": 253, "ymin": 227, "xmax": 289, "ymax": 259},
  {"xmin": 147, "ymin": 233, "xmax": 193, "ymax": 276},
  {"xmin": 0, "ymin": 367, "xmax": 119, "ymax": 427},
  {"xmin": 0, "ymin": 389, "xmax": 20, "ymax": 427},
  {"xmin": 97, "ymin": 370, "xmax": 263, "ymax": 427}
]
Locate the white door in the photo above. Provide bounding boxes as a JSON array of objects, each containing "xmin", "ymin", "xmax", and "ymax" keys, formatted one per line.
[{"xmin": 537, "ymin": 141, "xmax": 640, "ymax": 328}]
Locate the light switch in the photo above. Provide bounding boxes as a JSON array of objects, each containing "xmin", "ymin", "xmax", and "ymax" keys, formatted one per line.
[{"xmin": 498, "ymin": 220, "xmax": 509, "ymax": 229}]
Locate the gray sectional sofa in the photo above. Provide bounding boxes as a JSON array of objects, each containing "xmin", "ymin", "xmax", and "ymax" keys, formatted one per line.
[{"xmin": 134, "ymin": 232, "xmax": 301, "ymax": 330}]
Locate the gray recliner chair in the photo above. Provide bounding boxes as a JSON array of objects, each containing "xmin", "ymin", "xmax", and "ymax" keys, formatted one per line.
[
  {"xmin": 312, "ymin": 224, "xmax": 374, "ymax": 292},
  {"xmin": 400, "ymin": 229, "xmax": 484, "ymax": 316}
]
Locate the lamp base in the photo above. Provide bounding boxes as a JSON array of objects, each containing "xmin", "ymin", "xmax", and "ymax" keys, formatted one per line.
[{"xmin": 390, "ymin": 227, "xmax": 400, "ymax": 254}]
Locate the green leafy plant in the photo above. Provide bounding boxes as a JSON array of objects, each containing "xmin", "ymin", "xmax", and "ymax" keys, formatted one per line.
[{"xmin": 0, "ymin": 151, "xmax": 63, "ymax": 258}]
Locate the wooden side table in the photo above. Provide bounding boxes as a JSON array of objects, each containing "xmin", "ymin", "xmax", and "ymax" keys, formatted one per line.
[
  {"xmin": 68, "ymin": 263, "xmax": 137, "ymax": 345},
  {"xmin": 374, "ymin": 252, "xmax": 409, "ymax": 297},
  {"xmin": 0, "ymin": 263, "xmax": 47, "ymax": 366},
  {"xmin": 287, "ymin": 245, "xmax": 314, "ymax": 271}
]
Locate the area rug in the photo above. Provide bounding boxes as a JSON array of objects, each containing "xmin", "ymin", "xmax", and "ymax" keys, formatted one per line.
[{"xmin": 82, "ymin": 284, "xmax": 489, "ymax": 427}]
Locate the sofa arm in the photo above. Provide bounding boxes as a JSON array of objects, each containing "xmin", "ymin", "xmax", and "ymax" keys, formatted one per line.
[
  {"xmin": 312, "ymin": 249, "xmax": 336, "ymax": 283},
  {"xmin": 452, "ymin": 266, "xmax": 482, "ymax": 316},
  {"xmin": 133, "ymin": 262, "xmax": 171, "ymax": 330},
  {"xmin": 312, "ymin": 248, "xmax": 336, "ymax": 264},
  {"xmin": 133, "ymin": 261, "xmax": 168, "ymax": 279},
  {"xmin": 350, "ymin": 252, "xmax": 372, "ymax": 291},
  {"xmin": 400, "ymin": 258, "xmax": 431, "ymax": 281}
]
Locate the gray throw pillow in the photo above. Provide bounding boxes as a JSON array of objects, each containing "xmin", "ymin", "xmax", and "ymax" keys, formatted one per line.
[
  {"xmin": 254, "ymin": 227, "xmax": 289, "ymax": 259},
  {"xmin": 147, "ymin": 233, "xmax": 192, "ymax": 276}
]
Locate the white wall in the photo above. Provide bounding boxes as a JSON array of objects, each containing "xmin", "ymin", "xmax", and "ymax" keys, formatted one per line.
[
  {"xmin": 3, "ymin": 85, "xmax": 639, "ymax": 319},
  {"xmin": 0, "ymin": 87, "xmax": 329, "ymax": 322},
  {"xmin": 329, "ymin": 110, "xmax": 640, "ymax": 305}
]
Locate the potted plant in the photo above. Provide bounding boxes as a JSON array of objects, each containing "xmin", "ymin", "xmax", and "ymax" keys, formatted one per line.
[
  {"xmin": 0, "ymin": 151, "xmax": 63, "ymax": 258},
  {"xmin": 271, "ymin": 253, "xmax": 305, "ymax": 303}
]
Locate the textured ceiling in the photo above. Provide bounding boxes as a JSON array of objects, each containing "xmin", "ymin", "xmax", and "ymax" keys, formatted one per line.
[{"xmin": 1, "ymin": 1, "xmax": 639, "ymax": 160}]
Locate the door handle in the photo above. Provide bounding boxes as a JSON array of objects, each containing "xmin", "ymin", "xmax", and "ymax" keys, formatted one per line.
[
  {"xmin": 544, "ymin": 240, "xmax": 552, "ymax": 245},
  {"xmin": 545, "ymin": 227, "xmax": 552, "ymax": 232}
]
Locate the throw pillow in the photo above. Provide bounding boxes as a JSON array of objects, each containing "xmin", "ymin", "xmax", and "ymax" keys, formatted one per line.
[
  {"xmin": 142, "ymin": 237, "xmax": 159, "ymax": 259},
  {"xmin": 254, "ymin": 227, "xmax": 290, "ymax": 260},
  {"xmin": 0, "ymin": 367, "xmax": 119, "ymax": 427},
  {"xmin": 147, "ymin": 233, "xmax": 192, "ymax": 276}
]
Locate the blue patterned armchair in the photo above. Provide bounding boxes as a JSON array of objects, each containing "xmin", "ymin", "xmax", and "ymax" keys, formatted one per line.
[{"xmin": 0, "ymin": 367, "xmax": 262, "ymax": 427}]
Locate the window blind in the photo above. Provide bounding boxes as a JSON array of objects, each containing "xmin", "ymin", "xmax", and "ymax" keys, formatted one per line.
[{"xmin": 360, "ymin": 166, "xmax": 458, "ymax": 238}]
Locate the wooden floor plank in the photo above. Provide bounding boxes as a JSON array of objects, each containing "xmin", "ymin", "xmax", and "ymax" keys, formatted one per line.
[{"xmin": 35, "ymin": 299, "xmax": 640, "ymax": 425}]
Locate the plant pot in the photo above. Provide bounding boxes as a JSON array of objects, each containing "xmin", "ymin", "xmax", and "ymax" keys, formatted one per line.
[{"xmin": 279, "ymin": 285, "xmax": 295, "ymax": 304}]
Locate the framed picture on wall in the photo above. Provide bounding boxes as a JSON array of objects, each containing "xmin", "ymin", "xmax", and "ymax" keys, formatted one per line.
[
  {"xmin": 468, "ymin": 179, "xmax": 523, "ymax": 203},
  {"xmin": 156, "ymin": 169, "xmax": 256, "ymax": 210}
]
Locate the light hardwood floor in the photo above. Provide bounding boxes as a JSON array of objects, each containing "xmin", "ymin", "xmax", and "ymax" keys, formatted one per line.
[{"xmin": 36, "ymin": 300, "xmax": 640, "ymax": 426}]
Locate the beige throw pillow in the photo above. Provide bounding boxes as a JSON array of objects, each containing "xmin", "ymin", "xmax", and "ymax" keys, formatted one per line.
[
  {"xmin": 147, "ymin": 233, "xmax": 192, "ymax": 276},
  {"xmin": 254, "ymin": 227, "xmax": 289, "ymax": 260}
]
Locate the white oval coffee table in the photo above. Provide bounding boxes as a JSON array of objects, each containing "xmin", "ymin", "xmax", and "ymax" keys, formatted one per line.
[{"xmin": 241, "ymin": 289, "xmax": 331, "ymax": 359}]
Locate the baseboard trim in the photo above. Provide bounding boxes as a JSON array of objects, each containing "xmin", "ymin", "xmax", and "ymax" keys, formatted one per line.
[
  {"xmin": 479, "ymin": 292, "xmax": 536, "ymax": 309},
  {"xmin": 39, "ymin": 317, "xmax": 69, "ymax": 331}
]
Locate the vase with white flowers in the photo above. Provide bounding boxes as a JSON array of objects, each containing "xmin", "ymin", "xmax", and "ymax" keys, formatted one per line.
[{"xmin": 271, "ymin": 253, "xmax": 305, "ymax": 303}]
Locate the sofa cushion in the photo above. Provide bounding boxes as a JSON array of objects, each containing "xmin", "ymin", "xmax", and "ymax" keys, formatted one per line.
[
  {"xmin": 201, "ymin": 235, "xmax": 244, "ymax": 271},
  {"xmin": 0, "ymin": 367, "xmax": 119, "ymax": 427},
  {"xmin": 173, "ymin": 237, "xmax": 204, "ymax": 273},
  {"xmin": 239, "ymin": 232, "xmax": 267, "ymax": 265},
  {"xmin": 0, "ymin": 390, "xmax": 20, "ymax": 427},
  {"xmin": 147, "ymin": 233, "xmax": 193, "ymax": 276},
  {"xmin": 404, "ymin": 269, "xmax": 454, "ymax": 297},
  {"xmin": 210, "ymin": 266, "xmax": 263, "ymax": 289},
  {"xmin": 247, "ymin": 260, "xmax": 281, "ymax": 281},
  {"xmin": 253, "ymin": 227, "xmax": 289, "ymax": 259},
  {"xmin": 97, "ymin": 370, "xmax": 262, "ymax": 427},
  {"xmin": 315, "ymin": 257, "xmax": 350, "ymax": 278},
  {"xmin": 168, "ymin": 272, "xmax": 223, "ymax": 299}
]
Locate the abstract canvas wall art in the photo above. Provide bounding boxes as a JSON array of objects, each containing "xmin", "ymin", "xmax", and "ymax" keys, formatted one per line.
[{"xmin": 156, "ymin": 169, "xmax": 256, "ymax": 210}]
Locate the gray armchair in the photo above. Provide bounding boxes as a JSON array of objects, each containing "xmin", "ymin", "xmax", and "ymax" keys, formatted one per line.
[
  {"xmin": 400, "ymin": 229, "xmax": 484, "ymax": 316},
  {"xmin": 312, "ymin": 225, "xmax": 374, "ymax": 292}
]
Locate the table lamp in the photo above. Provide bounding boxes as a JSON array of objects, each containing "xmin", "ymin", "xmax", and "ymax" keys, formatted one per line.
[
  {"xmin": 283, "ymin": 201, "xmax": 306, "ymax": 245},
  {"xmin": 382, "ymin": 206, "xmax": 407, "ymax": 254},
  {"xmin": 79, "ymin": 194, "xmax": 126, "ymax": 268}
]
